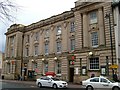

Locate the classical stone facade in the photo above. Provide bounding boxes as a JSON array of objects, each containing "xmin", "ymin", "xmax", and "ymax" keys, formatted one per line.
[
  {"xmin": 112, "ymin": 1, "xmax": 120, "ymax": 79},
  {"xmin": 0, "ymin": 51, "xmax": 4, "ymax": 77},
  {"xmin": 2, "ymin": 1, "xmax": 117, "ymax": 83}
]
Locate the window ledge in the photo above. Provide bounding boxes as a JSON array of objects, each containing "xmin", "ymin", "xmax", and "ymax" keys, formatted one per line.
[
  {"xmin": 56, "ymin": 74, "xmax": 61, "ymax": 76},
  {"xmin": 88, "ymin": 69, "xmax": 100, "ymax": 71},
  {"xmin": 92, "ymin": 45, "xmax": 99, "ymax": 48}
]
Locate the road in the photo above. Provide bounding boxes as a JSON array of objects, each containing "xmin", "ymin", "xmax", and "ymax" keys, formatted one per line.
[
  {"xmin": 0, "ymin": 80, "xmax": 109, "ymax": 90},
  {"xmin": 0, "ymin": 79, "xmax": 85, "ymax": 90},
  {"xmin": 1, "ymin": 81, "xmax": 36, "ymax": 88}
]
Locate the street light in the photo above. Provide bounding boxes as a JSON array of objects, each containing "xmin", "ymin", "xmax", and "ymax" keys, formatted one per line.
[{"xmin": 105, "ymin": 13, "xmax": 114, "ymax": 76}]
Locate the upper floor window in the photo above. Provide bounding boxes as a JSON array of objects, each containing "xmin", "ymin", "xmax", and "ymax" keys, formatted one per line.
[
  {"xmin": 10, "ymin": 36, "xmax": 14, "ymax": 44},
  {"xmin": 26, "ymin": 47, "xmax": 29, "ymax": 56},
  {"xmin": 89, "ymin": 57, "xmax": 99, "ymax": 70},
  {"xmin": 10, "ymin": 47, "xmax": 14, "ymax": 57},
  {"xmin": 45, "ymin": 43, "xmax": 49, "ymax": 54},
  {"xmin": 34, "ymin": 32, "xmax": 39, "ymax": 41},
  {"xmin": 45, "ymin": 29, "xmax": 49, "ymax": 38},
  {"xmin": 26, "ymin": 35, "xmax": 30, "ymax": 43},
  {"xmin": 34, "ymin": 45, "xmax": 38, "ymax": 56},
  {"xmin": 89, "ymin": 11, "xmax": 97, "ymax": 24},
  {"xmin": 70, "ymin": 39, "xmax": 75, "ymax": 51},
  {"xmin": 91, "ymin": 32, "xmax": 98, "ymax": 47},
  {"xmin": 56, "ymin": 26, "xmax": 62, "ymax": 35},
  {"xmin": 70, "ymin": 22, "xmax": 75, "ymax": 32},
  {"xmin": 56, "ymin": 41, "xmax": 61, "ymax": 53}
]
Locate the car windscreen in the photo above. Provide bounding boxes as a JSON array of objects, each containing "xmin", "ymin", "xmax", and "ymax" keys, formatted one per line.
[{"xmin": 109, "ymin": 79, "xmax": 116, "ymax": 83}]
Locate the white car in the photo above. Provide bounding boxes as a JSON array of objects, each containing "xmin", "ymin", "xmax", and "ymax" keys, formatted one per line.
[
  {"xmin": 36, "ymin": 76, "xmax": 68, "ymax": 88},
  {"xmin": 82, "ymin": 76, "xmax": 120, "ymax": 90}
]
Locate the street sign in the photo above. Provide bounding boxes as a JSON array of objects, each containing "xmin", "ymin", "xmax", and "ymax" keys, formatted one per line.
[{"xmin": 109, "ymin": 64, "xmax": 118, "ymax": 69}]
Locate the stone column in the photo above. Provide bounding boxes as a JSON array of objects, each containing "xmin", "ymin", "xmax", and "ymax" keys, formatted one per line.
[
  {"xmin": 74, "ymin": 11, "xmax": 82, "ymax": 50},
  {"xmin": 8, "ymin": 37, "xmax": 10, "ymax": 57},
  {"xmin": 98, "ymin": 8, "xmax": 105, "ymax": 46},
  {"xmin": 5, "ymin": 36, "xmax": 9, "ymax": 57},
  {"xmin": 83, "ymin": 13, "xmax": 89, "ymax": 47}
]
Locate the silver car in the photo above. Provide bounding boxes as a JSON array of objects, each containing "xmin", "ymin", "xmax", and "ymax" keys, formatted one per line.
[
  {"xmin": 82, "ymin": 76, "xmax": 120, "ymax": 90},
  {"xmin": 36, "ymin": 76, "xmax": 68, "ymax": 88}
]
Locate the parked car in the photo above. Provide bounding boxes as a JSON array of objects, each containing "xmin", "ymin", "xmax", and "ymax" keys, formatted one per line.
[
  {"xmin": 82, "ymin": 76, "xmax": 120, "ymax": 90},
  {"xmin": 36, "ymin": 76, "xmax": 68, "ymax": 88}
]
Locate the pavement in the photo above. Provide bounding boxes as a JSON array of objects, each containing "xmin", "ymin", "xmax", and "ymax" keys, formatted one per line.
[{"xmin": 0, "ymin": 79, "xmax": 82, "ymax": 88}]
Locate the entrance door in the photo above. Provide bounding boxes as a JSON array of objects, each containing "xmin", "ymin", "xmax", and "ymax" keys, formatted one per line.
[{"xmin": 69, "ymin": 68, "xmax": 74, "ymax": 82}]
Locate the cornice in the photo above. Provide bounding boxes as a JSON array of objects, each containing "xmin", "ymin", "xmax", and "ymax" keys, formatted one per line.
[
  {"xmin": 72, "ymin": 2, "xmax": 104, "ymax": 12},
  {"xmin": 5, "ymin": 11, "xmax": 74, "ymax": 35},
  {"xmin": 5, "ymin": 26, "xmax": 25, "ymax": 35},
  {"xmin": 24, "ymin": 11, "xmax": 74, "ymax": 32}
]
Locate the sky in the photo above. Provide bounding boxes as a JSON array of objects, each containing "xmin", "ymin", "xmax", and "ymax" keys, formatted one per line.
[{"xmin": 0, "ymin": 0, "xmax": 76, "ymax": 52}]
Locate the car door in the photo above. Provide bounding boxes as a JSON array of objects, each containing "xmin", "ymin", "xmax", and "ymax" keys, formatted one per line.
[
  {"xmin": 41, "ymin": 77, "xmax": 49, "ymax": 87},
  {"xmin": 44, "ymin": 77, "xmax": 51, "ymax": 87},
  {"xmin": 100, "ymin": 78, "xmax": 110, "ymax": 89},
  {"xmin": 89, "ymin": 77, "xmax": 100, "ymax": 88},
  {"xmin": 45, "ymin": 77, "xmax": 53, "ymax": 87}
]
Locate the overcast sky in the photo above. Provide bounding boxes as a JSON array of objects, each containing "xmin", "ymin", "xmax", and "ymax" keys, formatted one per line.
[{"xmin": 0, "ymin": 0, "xmax": 76, "ymax": 52}]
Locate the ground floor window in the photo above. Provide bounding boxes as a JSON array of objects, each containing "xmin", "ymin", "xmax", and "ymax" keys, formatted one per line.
[
  {"xmin": 89, "ymin": 57, "xmax": 99, "ymax": 70},
  {"xmin": 55, "ymin": 61, "xmax": 61, "ymax": 74},
  {"xmin": 7, "ymin": 63, "xmax": 10, "ymax": 73},
  {"xmin": 43, "ymin": 62, "xmax": 48, "ymax": 74}
]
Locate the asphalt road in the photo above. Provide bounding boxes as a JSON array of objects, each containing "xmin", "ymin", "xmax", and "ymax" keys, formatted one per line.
[
  {"xmin": 0, "ymin": 80, "xmax": 85, "ymax": 90},
  {"xmin": 0, "ymin": 80, "xmax": 110, "ymax": 90}
]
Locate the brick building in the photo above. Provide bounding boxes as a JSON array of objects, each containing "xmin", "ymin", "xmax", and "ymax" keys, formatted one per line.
[{"xmin": 2, "ymin": 1, "xmax": 117, "ymax": 83}]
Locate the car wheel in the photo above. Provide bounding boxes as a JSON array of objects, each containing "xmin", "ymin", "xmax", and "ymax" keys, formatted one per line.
[
  {"xmin": 38, "ymin": 82, "xmax": 42, "ymax": 88},
  {"xmin": 53, "ymin": 84, "xmax": 58, "ymax": 89},
  {"xmin": 86, "ymin": 85, "xmax": 94, "ymax": 90},
  {"xmin": 112, "ymin": 86, "xmax": 120, "ymax": 90}
]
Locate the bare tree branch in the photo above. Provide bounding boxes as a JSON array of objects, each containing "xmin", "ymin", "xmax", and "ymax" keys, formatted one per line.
[{"xmin": 0, "ymin": 0, "xmax": 18, "ymax": 22}]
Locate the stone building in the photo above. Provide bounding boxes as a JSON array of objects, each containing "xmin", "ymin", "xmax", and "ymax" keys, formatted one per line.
[
  {"xmin": 0, "ymin": 51, "xmax": 4, "ymax": 77},
  {"xmin": 112, "ymin": 1, "xmax": 120, "ymax": 78},
  {"xmin": 2, "ymin": 1, "xmax": 117, "ymax": 83}
]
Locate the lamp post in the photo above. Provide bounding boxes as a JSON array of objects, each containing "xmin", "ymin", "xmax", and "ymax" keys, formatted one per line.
[{"xmin": 105, "ymin": 13, "xmax": 114, "ymax": 76}]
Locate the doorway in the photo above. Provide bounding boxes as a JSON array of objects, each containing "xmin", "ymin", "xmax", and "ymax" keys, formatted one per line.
[{"xmin": 69, "ymin": 67, "xmax": 74, "ymax": 82}]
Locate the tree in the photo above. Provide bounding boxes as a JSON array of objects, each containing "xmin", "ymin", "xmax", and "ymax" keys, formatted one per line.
[{"xmin": 0, "ymin": 0, "xmax": 18, "ymax": 22}]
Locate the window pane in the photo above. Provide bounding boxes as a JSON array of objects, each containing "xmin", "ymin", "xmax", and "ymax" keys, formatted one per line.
[
  {"xmin": 91, "ymin": 32, "xmax": 98, "ymax": 47},
  {"xmin": 26, "ymin": 35, "xmax": 29, "ymax": 43},
  {"xmin": 35, "ymin": 32, "xmax": 39, "ymax": 41},
  {"xmin": 56, "ymin": 26, "xmax": 61, "ymax": 35},
  {"xmin": 10, "ymin": 36, "xmax": 14, "ymax": 44},
  {"xmin": 71, "ymin": 39, "xmax": 75, "ymax": 51},
  {"xmin": 56, "ymin": 61, "xmax": 61, "ymax": 74},
  {"xmin": 70, "ymin": 22, "xmax": 75, "ymax": 32},
  {"xmin": 57, "ymin": 41, "xmax": 61, "ymax": 52},
  {"xmin": 90, "ymin": 78, "xmax": 99, "ymax": 82},
  {"xmin": 26, "ymin": 47, "xmax": 29, "ymax": 56},
  {"xmin": 100, "ymin": 78, "xmax": 108, "ymax": 83},
  {"xmin": 44, "ymin": 62, "xmax": 48, "ymax": 73},
  {"xmin": 35, "ymin": 46, "xmax": 38, "ymax": 55},
  {"xmin": 11, "ymin": 47, "xmax": 14, "ymax": 57},
  {"xmin": 90, "ymin": 58, "xmax": 99, "ymax": 70},
  {"xmin": 45, "ymin": 43, "xmax": 49, "ymax": 54},
  {"xmin": 90, "ymin": 11, "xmax": 97, "ymax": 24},
  {"xmin": 45, "ymin": 29, "xmax": 49, "ymax": 38}
]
